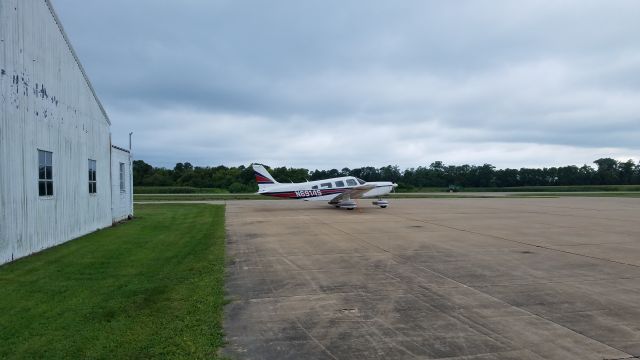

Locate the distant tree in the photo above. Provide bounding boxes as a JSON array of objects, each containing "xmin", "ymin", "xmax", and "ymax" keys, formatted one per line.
[
  {"xmin": 543, "ymin": 167, "xmax": 558, "ymax": 185},
  {"xmin": 468, "ymin": 164, "xmax": 495, "ymax": 187},
  {"xmin": 576, "ymin": 165, "xmax": 595, "ymax": 185},
  {"xmin": 326, "ymin": 169, "xmax": 340, "ymax": 179},
  {"xmin": 556, "ymin": 166, "xmax": 580, "ymax": 186},
  {"xmin": 133, "ymin": 160, "xmax": 154, "ymax": 186},
  {"xmin": 519, "ymin": 167, "xmax": 546, "ymax": 186},
  {"xmin": 347, "ymin": 168, "xmax": 361, "ymax": 179},
  {"xmin": 355, "ymin": 167, "xmax": 380, "ymax": 181},
  {"xmin": 270, "ymin": 167, "xmax": 310, "ymax": 183},
  {"xmin": 379, "ymin": 165, "xmax": 402, "ymax": 183},
  {"xmin": 593, "ymin": 158, "xmax": 619, "ymax": 185},
  {"xmin": 239, "ymin": 166, "xmax": 258, "ymax": 191},
  {"xmin": 143, "ymin": 171, "xmax": 173, "ymax": 186},
  {"xmin": 424, "ymin": 162, "xmax": 446, "ymax": 186},
  {"xmin": 310, "ymin": 169, "xmax": 328, "ymax": 181},
  {"xmin": 455, "ymin": 165, "xmax": 473, "ymax": 187},
  {"xmin": 495, "ymin": 168, "xmax": 520, "ymax": 187},
  {"xmin": 132, "ymin": 158, "xmax": 636, "ymax": 192},
  {"xmin": 619, "ymin": 159, "xmax": 636, "ymax": 185}
]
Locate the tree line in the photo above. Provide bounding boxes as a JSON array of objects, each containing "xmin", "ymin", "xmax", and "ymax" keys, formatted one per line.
[{"xmin": 133, "ymin": 158, "xmax": 640, "ymax": 192}]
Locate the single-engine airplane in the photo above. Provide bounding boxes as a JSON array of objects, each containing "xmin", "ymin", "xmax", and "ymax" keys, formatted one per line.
[{"xmin": 253, "ymin": 164, "xmax": 398, "ymax": 210}]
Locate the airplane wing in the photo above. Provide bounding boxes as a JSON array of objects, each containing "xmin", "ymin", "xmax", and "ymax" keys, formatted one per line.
[{"xmin": 328, "ymin": 185, "xmax": 376, "ymax": 204}]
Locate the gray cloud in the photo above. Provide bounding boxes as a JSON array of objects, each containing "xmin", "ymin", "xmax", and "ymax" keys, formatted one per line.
[{"xmin": 53, "ymin": 0, "xmax": 640, "ymax": 168}]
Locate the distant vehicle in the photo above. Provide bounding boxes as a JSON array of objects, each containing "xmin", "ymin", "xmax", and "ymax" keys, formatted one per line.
[{"xmin": 253, "ymin": 164, "xmax": 398, "ymax": 210}]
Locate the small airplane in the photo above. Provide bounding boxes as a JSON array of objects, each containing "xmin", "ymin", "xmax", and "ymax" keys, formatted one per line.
[{"xmin": 252, "ymin": 164, "xmax": 398, "ymax": 210}]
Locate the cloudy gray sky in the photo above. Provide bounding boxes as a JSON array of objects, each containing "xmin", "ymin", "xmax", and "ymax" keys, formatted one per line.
[{"xmin": 54, "ymin": 0, "xmax": 640, "ymax": 169}]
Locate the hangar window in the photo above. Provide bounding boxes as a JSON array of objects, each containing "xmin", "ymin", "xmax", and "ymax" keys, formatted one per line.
[
  {"xmin": 88, "ymin": 159, "xmax": 97, "ymax": 194},
  {"xmin": 346, "ymin": 179, "xmax": 357, "ymax": 186},
  {"xmin": 335, "ymin": 180, "xmax": 345, "ymax": 188},
  {"xmin": 320, "ymin": 182, "xmax": 332, "ymax": 188},
  {"xmin": 38, "ymin": 150, "xmax": 53, "ymax": 196},
  {"xmin": 119, "ymin": 163, "xmax": 126, "ymax": 192}
]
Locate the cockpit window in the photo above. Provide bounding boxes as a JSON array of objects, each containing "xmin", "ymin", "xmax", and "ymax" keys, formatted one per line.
[
  {"xmin": 335, "ymin": 180, "xmax": 345, "ymax": 188},
  {"xmin": 320, "ymin": 182, "xmax": 332, "ymax": 188},
  {"xmin": 356, "ymin": 178, "xmax": 366, "ymax": 185},
  {"xmin": 346, "ymin": 179, "xmax": 357, "ymax": 186}
]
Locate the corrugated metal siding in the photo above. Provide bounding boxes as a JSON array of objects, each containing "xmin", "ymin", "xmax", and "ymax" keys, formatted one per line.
[
  {"xmin": 111, "ymin": 147, "xmax": 133, "ymax": 222},
  {"xmin": 1, "ymin": 0, "xmax": 112, "ymax": 264}
]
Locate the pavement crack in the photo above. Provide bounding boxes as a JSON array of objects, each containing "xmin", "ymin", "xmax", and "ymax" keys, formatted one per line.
[{"xmin": 294, "ymin": 319, "xmax": 340, "ymax": 360}]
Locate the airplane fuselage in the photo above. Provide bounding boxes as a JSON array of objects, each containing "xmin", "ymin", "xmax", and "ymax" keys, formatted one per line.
[{"xmin": 258, "ymin": 176, "xmax": 395, "ymax": 201}]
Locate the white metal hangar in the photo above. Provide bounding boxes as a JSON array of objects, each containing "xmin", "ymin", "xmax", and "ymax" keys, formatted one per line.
[{"xmin": 0, "ymin": 0, "xmax": 133, "ymax": 265}]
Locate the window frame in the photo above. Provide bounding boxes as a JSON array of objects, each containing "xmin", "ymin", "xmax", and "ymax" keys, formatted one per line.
[
  {"xmin": 88, "ymin": 159, "xmax": 97, "ymax": 194},
  {"xmin": 320, "ymin": 182, "xmax": 332, "ymax": 189},
  {"xmin": 335, "ymin": 180, "xmax": 345, "ymax": 188},
  {"xmin": 38, "ymin": 149, "xmax": 53, "ymax": 197},
  {"xmin": 346, "ymin": 179, "xmax": 357, "ymax": 187},
  {"xmin": 119, "ymin": 162, "xmax": 126, "ymax": 193}
]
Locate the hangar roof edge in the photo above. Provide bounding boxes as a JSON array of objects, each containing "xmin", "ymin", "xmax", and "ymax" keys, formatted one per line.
[
  {"xmin": 111, "ymin": 145, "xmax": 131, "ymax": 154},
  {"xmin": 44, "ymin": 0, "xmax": 112, "ymax": 126}
]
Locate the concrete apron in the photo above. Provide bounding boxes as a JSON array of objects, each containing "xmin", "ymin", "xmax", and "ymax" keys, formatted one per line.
[{"xmin": 223, "ymin": 198, "xmax": 640, "ymax": 360}]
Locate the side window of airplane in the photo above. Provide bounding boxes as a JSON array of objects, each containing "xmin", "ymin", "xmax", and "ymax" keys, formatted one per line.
[
  {"xmin": 312, "ymin": 185, "xmax": 318, "ymax": 189},
  {"xmin": 335, "ymin": 180, "xmax": 345, "ymax": 188},
  {"xmin": 320, "ymin": 182, "xmax": 332, "ymax": 188},
  {"xmin": 346, "ymin": 179, "xmax": 357, "ymax": 186}
]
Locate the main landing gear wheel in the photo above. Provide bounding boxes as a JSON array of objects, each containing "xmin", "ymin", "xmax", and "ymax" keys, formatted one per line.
[
  {"xmin": 336, "ymin": 199, "xmax": 357, "ymax": 210},
  {"xmin": 372, "ymin": 199, "xmax": 389, "ymax": 208}
]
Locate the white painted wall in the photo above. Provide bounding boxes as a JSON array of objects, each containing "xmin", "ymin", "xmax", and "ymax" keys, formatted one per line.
[
  {"xmin": 111, "ymin": 146, "xmax": 133, "ymax": 222},
  {"xmin": 0, "ymin": 0, "xmax": 113, "ymax": 264}
]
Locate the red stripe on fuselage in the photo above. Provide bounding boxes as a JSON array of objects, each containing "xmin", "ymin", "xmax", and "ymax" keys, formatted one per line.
[
  {"xmin": 265, "ymin": 192, "xmax": 297, "ymax": 198},
  {"xmin": 261, "ymin": 188, "xmax": 347, "ymax": 199}
]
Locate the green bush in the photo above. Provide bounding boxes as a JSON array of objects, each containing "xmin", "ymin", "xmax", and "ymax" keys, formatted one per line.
[{"xmin": 229, "ymin": 182, "xmax": 252, "ymax": 193}]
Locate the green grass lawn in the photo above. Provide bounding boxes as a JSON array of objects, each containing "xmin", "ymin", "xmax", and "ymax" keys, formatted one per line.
[
  {"xmin": 134, "ymin": 186, "xmax": 231, "ymax": 194},
  {"xmin": 133, "ymin": 185, "xmax": 640, "ymax": 201},
  {"xmin": 0, "ymin": 204, "xmax": 226, "ymax": 359},
  {"xmin": 401, "ymin": 185, "xmax": 640, "ymax": 192},
  {"xmin": 135, "ymin": 193, "xmax": 267, "ymax": 201},
  {"xmin": 133, "ymin": 191, "xmax": 640, "ymax": 202},
  {"xmin": 514, "ymin": 192, "xmax": 640, "ymax": 198}
]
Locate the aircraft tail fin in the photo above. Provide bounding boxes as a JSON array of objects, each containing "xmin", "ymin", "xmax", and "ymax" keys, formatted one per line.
[{"xmin": 252, "ymin": 164, "xmax": 279, "ymax": 190}]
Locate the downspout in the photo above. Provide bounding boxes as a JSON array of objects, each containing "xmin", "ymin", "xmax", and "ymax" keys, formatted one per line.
[
  {"xmin": 109, "ymin": 133, "xmax": 114, "ymax": 224},
  {"xmin": 129, "ymin": 132, "xmax": 133, "ymax": 216}
]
